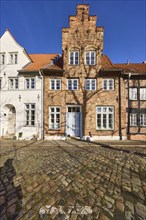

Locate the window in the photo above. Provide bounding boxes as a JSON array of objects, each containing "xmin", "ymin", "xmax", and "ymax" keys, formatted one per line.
[
  {"xmin": 130, "ymin": 114, "xmax": 137, "ymax": 126},
  {"xmin": 103, "ymin": 79, "xmax": 114, "ymax": 90},
  {"xmin": 140, "ymin": 114, "xmax": 146, "ymax": 126},
  {"xmin": 0, "ymin": 78, "xmax": 2, "ymax": 90},
  {"xmin": 50, "ymin": 79, "xmax": 61, "ymax": 90},
  {"xmin": 129, "ymin": 88, "xmax": 137, "ymax": 100},
  {"xmin": 9, "ymin": 53, "xmax": 18, "ymax": 64},
  {"xmin": 69, "ymin": 51, "xmax": 79, "ymax": 65},
  {"xmin": 85, "ymin": 79, "xmax": 96, "ymax": 90},
  {"xmin": 49, "ymin": 107, "xmax": 61, "ymax": 129},
  {"xmin": 140, "ymin": 88, "xmax": 146, "ymax": 100},
  {"xmin": 67, "ymin": 79, "xmax": 78, "ymax": 90},
  {"xmin": 9, "ymin": 78, "xmax": 19, "ymax": 89},
  {"xmin": 96, "ymin": 106, "xmax": 114, "ymax": 130},
  {"xmin": 25, "ymin": 78, "xmax": 35, "ymax": 89},
  {"xmin": 0, "ymin": 53, "xmax": 5, "ymax": 65},
  {"xmin": 25, "ymin": 104, "xmax": 35, "ymax": 126},
  {"xmin": 85, "ymin": 51, "xmax": 96, "ymax": 65}
]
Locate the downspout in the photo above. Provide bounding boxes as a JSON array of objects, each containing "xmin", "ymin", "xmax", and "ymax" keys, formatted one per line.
[
  {"xmin": 127, "ymin": 73, "xmax": 131, "ymax": 136},
  {"xmin": 118, "ymin": 73, "xmax": 122, "ymax": 140},
  {"xmin": 39, "ymin": 70, "xmax": 44, "ymax": 140}
]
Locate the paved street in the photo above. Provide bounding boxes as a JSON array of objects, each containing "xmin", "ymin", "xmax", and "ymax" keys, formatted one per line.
[{"xmin": 0, "ymin": 139, "xmax": 146, "ymax": 220}]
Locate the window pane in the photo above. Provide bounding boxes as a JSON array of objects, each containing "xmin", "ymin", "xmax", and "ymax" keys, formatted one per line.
[
  {"xmin": 109, "ymin": 114, "xmax": 113, "ymax": 129},
  {"xmin": 31, "ymin": 79, "xmax": 35, "ymax": 88},
  {"xmin": 103, "ymin": 114, "xmax": 107, "ymax": 128}
]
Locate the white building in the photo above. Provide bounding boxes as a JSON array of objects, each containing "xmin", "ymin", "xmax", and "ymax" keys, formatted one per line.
[{"xmin": 0, "ymin": 29, "xmax": 51, "ymax": 140}]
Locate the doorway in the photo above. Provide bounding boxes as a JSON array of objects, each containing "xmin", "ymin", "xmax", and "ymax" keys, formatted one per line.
[{"xmin": 66, "ymin": 105, "xmax": 82, "ymax": 137}]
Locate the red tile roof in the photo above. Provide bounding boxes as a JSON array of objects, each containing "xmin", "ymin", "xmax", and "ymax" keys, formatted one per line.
[
  {"xmin": 21, "ymin": 54, "xmax": 58, "ymax": 71},
  {"xmin": 114, "ymin": 63, "xmax": 146, "ymax": 75},
  {"xmin": 101, "ymin": 55, "xmax": 115, "ymax": 70}
]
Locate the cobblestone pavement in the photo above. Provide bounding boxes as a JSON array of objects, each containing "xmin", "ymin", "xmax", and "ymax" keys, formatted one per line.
[{"xmin": 0, "ymin": 139, "xmax": 146, "ymax": 220}]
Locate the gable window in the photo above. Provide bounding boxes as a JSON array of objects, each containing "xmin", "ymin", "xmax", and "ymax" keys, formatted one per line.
[
  {"xmin": 130, "ymin": 113, "xmax": 137, "ymax": 126},
  {"xmin": 140, "ymin": 88, "xmax": 146, "ymax": 100},
  {"xmin": 25, "ymin": 78, "xmax": 35, "ymax": 89},
  {"xmin": 9, "ymin": 53, "xmax": 18, "ymax": 64},
  {"xmin": 25, "ymin": 104, "xmax": 35, "ymax": 126},
  {"xmin": 67, "ymin": 79, "xmax": 78, "ymax": 90},
  {"xmin": 96, "ymin": 106, "xmax": 114, "ymax": 130},
  {"xmin": 49, "ymin": 107, "xmax": 61, "ymax": 129},
  {"xmin": 50, "ymin": 79, "xmax": 61, "ymax": 90},
  {"xmin": 85, "ymin": 51, "xmax": 96, "ymax": 65},
  {"xmin": 0, "ymin": 53, "xmax": 5, "ymax": 65},
  {"xmin": 9, "ymin": 78, "xmax": 19, "ymax": 89},
  {"xmin": 140, "ymin": 114, "xmax": 146, "ymax": 126},
  {"xmin": 129, "ymin": 88, "xmax": 137, "ymax": 100},
  {"xmin": 69, "ymin": 51, "xmax": 79, "ymax": 65},
  {"xmin": 103, "ymin": 79, "xmax": 114, "ymax": 90},
  {"xmin": 85, "ymin": 79, "xmax": 96, "ymax": 90}
]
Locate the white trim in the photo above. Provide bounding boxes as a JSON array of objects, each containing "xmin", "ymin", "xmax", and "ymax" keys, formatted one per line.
[
  {"xmin": 69, "ymin": 51, "xmax": 79, "ymax": 65},
  {"xmin": 85, "ymin": 51, "xmax": 96, "ymax": 65},
  {"xmin": 102, "ymin": 79, "xmax": 114, "ymax": 90},
  {"xmin": 82, "ymin": 135, "xmax": 127, "ymax": 141},
  {"xmin": 67, "ymin": 79, "xmax": 78, "ymax": 90},
  {"xmin": 49, "ymin": 106, "xmax": 61, "ymax": 130},
  {"xmin": 50, "ymin": 79, "xmax": 61, "ymax": 90},
  {"xmin": 129, "ymin": 88, "xmax": 137, "ymax": 100},
  {"xmin": 85, "ymin": 79, "xmax": 96, "ymax": 90},
  {"xmin": 44, "ymin": 135, "xmax": 66, "ymax": 140}
]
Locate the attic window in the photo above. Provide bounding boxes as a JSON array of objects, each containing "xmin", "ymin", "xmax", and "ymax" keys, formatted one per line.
[{"xmin": 9, "ymin": 52, "xmax": 18, "ymax": 64}]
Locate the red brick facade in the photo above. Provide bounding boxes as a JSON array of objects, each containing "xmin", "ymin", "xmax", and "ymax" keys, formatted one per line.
[{"xmin": 42, "ymin": 4, "xmax": 146, "ymax": 141}]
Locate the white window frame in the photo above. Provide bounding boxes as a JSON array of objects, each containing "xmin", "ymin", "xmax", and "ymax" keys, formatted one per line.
[
  {"xmin": 67, "ymin": 79, "xmax": 78, "ymax": 90},
  {"xmin": 85, "ymin": 51, "xmax": 96, "ymax": 65},
  {"xmin": 9, "ymin": 78, "xmax": 19, "ymax": 90},
  {"xmin": 96, "ymin": 106, "xmax": 114, "ymax": 130},
  {"xmin": 50, "ymin": 79, "xmax": 61, "ymax": 90},
  {"xmin": 129, "ymin": 88, "xmax": 137, "ymax": 100},
  {"xmin": 25, "ymin": 78, "xmax": 35, "ymax": 89},
  {"xmin": 103, "ymin": 79, "xmax": 114, "ymax": 90},
  {"xmin": 9, "ymin": 52, "xmax": 18, "ymax": 64},
  {"xmin": 49, "ymin": 106, "xmax": 61, "ymax": 130},
  {"xmin": 140, "ymin": 88, "xmax": 146, "ymax": 100},
  {"xmin": 0, "ymin": 53, "xmax": 5, "ymax": 65},
  {"xmin": 140, "ymin": 114, "xmax": 146, "ymax": 126},
  {"xmin": 130, "ymin": 113, "xmax": 137, "ymax": 126},
  {"xmin": 25, "ymin": 104, "xmax": 35, "ymax": 126},
  {"xmin": 85, "ymin": 79, "xmax": 96, "ymax": 90},
  {"xmin": 69, "ymin": 51, "xmax": 79, "ymax": 65}
]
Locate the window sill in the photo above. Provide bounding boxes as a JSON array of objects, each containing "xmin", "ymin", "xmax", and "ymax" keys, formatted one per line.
[
  {"xmin": 23, "ymin": 125, "xmax": 35, "ymax": 127},
  {"xmin": 48, "ymin": 129, "xmax": 61, "ymax": 131},
  {"xmin": 96, "ymin": 128, "xmax": 114, "ymax": 131}
]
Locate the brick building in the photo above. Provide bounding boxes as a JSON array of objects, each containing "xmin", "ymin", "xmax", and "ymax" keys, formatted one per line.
[
  {"xmin": 1, "ymin": 4, "xmax": 145, "ymax": 140},
  {"xmin": 42, "ymin": 4, "xmax": 134, "ymax": 140}
]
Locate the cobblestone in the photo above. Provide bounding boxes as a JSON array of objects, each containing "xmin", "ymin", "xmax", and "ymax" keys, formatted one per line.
[{"xmin": 0, "ymin": 139, "xmax": 146, "ymax": 219}]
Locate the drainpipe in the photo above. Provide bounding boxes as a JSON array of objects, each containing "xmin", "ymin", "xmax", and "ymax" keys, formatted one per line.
[
  {"xmin": 118, "ymin": 73, "xmax": 122, "ymax": 140},
  {"xmin": 127, "ymin": 72, "xmax": 131, "ymax": 135},
  {"xmin": 39, "ymin": 70, "xmax": 44, "ymax": 140}
]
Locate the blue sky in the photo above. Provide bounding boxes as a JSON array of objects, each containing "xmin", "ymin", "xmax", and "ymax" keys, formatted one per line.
[{"xmin": 1, "ymin": 0, "xmax": 146, "ymax": 63}]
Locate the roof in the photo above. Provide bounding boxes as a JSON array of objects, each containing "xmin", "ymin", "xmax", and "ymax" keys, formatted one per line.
[
  {"xmin": 101, "ymin": 55, "xmax": 115, "ymax": 70},
  {"xmin": 114, "ymin": 63, "xmax": 146, "ymax": 75},
  {"xmin": 42, "ymin": 56, "xmax": 63, "ymax": 71},
  {"xmin": 21, "ymin": 54, "xmax": 58, "ymax": 71}
]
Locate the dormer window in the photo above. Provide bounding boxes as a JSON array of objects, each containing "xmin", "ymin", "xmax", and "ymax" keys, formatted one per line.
[
  {"xmin": 0, "ymin": 53, "xmax": 5, "ymax": 65},
  {"xmin": 85, "ymin": 51, "xmax": 96, "ymax": 65},
  {"xmin": 9, "ymin": 52, "xmax": 18, "ymax": 64},
  {"xmin": 69, "ymin": 51, "xmax": 79, "ymax": 65}
]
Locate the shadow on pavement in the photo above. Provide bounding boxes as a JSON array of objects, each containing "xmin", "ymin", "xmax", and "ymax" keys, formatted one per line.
[{"xmin": 0, "ymin": 159, "xmax": 22, "ymax": 219}]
